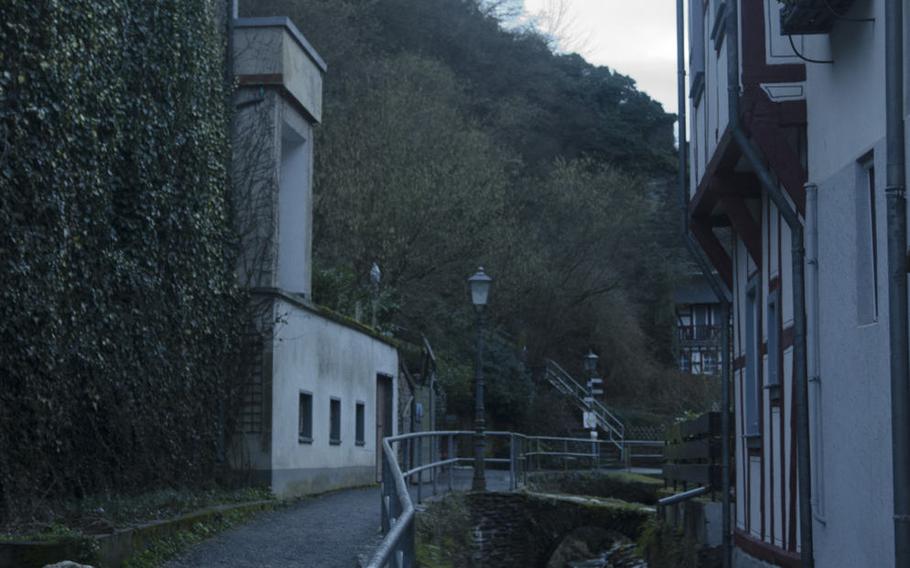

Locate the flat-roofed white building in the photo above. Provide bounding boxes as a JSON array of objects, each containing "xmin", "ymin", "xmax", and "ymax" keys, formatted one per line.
[{"xmin": 229, "ymin": 17, "xmax": 399, "ymax": 497}]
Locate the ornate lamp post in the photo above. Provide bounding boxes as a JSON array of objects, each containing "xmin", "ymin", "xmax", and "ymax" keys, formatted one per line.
[{"xmin": 468, "ymin": 267, "xmax": 492, "ymax": 491}]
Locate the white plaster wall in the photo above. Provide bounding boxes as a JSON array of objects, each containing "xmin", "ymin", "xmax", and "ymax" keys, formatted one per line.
[
  {"xmin": 269, "ymin": 299, "xmax": 399, "ymax": 496},
  {"xmin": 232, "ymin": 90, "xmax": 281, "ymax": 289},
  {"xmin": 783, "ymin": 346, "xmax": 794, "ymax": 549},
  {"xmin": 733, "ymin": 239, "xmax": 748, "ymax": 532},
  {"xmin": 763, "ymin": 0, "xmax": 803, "ymax": 65},
  {"xmin": 689, "ymin": 0, "xmax": 731, "ymax": 195},
  {"xmin": 801, "ymin": 3, "xmax": 896, "ymax": 564},
  {"xmin": 803, "ymin": 0, "xmax": 882, "ymax": 183},
  {"xmin": 277, "ymin": 116, "xmax": 314, "ymax": 297},
  {"xmin": 811, "ymin": 140, "xmax": 892, "ymax": 568}
]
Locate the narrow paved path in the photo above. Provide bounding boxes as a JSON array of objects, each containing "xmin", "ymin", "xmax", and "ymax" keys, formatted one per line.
[
  {"xmin": 165, "ymin": 469, "xmax": 512, "ymax": 568},
  {"xmin": 165, "ymin": 486, "xmax": 382, "ymax": 568}
]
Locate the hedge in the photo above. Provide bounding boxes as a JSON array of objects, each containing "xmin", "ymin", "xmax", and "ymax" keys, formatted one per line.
[{"xmin": 0, "ymin": 0, "xmax": 243, "ymax": 521}]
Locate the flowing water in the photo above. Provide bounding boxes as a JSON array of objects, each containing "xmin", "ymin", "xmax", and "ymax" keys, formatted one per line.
[{"xmin": 567, "ymin": 540, "xmax": 648, "ymax": 568}]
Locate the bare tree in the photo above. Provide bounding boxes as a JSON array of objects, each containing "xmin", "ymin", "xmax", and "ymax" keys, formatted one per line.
[{"xmin": 529, "ymin": 0, "xmax": 597, "ymax": 57}]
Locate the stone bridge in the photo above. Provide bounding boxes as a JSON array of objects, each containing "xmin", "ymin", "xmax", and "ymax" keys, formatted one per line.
[{"xmin": 465, "ymin": 491, "xmax": 653, "ymax": 566}]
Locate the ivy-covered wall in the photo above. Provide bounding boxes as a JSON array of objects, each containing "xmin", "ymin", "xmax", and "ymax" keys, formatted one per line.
[{"xmin": 0, "ymin": 0, "xmax": 242, "ymax": 519}]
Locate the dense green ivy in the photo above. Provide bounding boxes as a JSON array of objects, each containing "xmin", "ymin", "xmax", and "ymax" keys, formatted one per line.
[{"xmin": 0, "ymin": 0, "xmax": 242, "ymax": 520}]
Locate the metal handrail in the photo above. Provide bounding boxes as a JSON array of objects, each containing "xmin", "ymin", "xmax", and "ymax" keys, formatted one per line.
[
  {"xmin": 366, "ymin": 429, "xmax": 623, "ymax": 568},
  {"xmin": 657, "ymin": 485, "xmax": 708, "ymax": 508}
]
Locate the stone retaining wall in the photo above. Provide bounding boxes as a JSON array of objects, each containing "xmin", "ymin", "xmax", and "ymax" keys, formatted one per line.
[{"xmin": 464, "ymin": 492, "xmax": 651, "ymax": 567}]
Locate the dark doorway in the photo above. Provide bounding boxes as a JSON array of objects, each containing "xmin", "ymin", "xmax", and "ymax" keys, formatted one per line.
[{"xmin": 376, "ymin": 373, "xmax": 394, "ymax": 481}]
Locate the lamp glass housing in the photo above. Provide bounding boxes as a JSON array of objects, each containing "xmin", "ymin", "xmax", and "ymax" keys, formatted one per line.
[
  {"xmin": 584, "ymin": 350, "xmax": 599, "ymax": 373},
  {"xmin": 468, "ymin": 267, "xmax": 493, "ymax": 307}
]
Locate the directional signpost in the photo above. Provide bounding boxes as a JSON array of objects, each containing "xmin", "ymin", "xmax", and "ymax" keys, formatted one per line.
[
  {"xmin": 583, "ymin": 350, "xmax": 601, "ymax": 470},
  {"xmin": 588, "ymin": 377, "xmax": 603, "ymax": 396}
]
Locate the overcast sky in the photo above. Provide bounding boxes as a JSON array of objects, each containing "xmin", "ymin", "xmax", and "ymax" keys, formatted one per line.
[{"xmin": 522, "ymin": 0, "xmax": 680, "ymax": 115}]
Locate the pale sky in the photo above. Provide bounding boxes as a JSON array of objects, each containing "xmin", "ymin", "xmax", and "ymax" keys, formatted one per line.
[{"xmin": 522, "ymin": 0, "xmax": 680, "ymax": 115}]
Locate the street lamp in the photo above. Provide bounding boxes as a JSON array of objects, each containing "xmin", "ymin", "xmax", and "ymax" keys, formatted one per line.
[
  {"xmin": 370, "ymin": 261, "xmax": 381, "ymax": 328},
  {"xmin": 584, "ymin": 349, "xmax": 599, "ymax": 374},
  {"xmin": 468, "ymin": 267, "xmax": 492, "ymax": 491}
]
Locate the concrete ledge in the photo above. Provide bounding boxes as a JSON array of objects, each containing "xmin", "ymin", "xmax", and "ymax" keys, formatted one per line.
[
  {"xmin": 233, "ymin": 18, "xmax": 324, "ymax": 123},
  {"xmin": 249, "ymin": 287, "xmax": 401, "ymax": 348},
  {"xmin": 0, "ymin": 500, "xmax": 275, "ymax": 568},
  {"xmin": 271, "ymin": 465, "xmax": 375, "ymax": 497},
  {"xmin": 234, "ymin": 17, "xmax": 327, "ymax": 72}
]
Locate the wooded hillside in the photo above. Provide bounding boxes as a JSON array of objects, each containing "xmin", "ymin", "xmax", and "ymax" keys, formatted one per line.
[{"xmin": 243, "ymin": 0, "xmax": 714, "ymax": 430}]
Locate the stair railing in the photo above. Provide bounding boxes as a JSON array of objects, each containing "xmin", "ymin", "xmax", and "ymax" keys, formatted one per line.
[{"xmin": 543, "ymin": 359, "xmax": 625, "ymax": 451}]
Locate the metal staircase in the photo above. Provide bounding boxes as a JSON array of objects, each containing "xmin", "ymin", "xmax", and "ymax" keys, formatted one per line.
[{"xmin": 544, "ymin": 359, "xmax": 625, "ymax": 453}]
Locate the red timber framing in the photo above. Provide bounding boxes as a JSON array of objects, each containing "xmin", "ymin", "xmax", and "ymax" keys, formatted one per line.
[
  {"xmin": 735, "ymin": 530, "xmax": 801, "ymax": 568},
  {"xmin": 687, "ymin": 2, "xmax": 810, "ymax": 561},
  {"xmin": 720, "ymin": 196, "xmax": 760, "ymax": 265},
  {"xmin": 739, "ymin": 0, "xmax": 808, "ymax": 213},
  {"xmin": 688, "ymin": 0, "xmax": 809, "ymax": 284},
  {"xmin": 691, "ymin": 218, "xmax": 733, "ymax": 288}
]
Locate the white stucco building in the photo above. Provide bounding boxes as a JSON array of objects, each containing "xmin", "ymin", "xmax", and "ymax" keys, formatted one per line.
[
  {"xmin": 229, "ymin": 17, "xmax": 399, "ymax": 497},
  {"xmin": 684, "ymin": 1, "xmax": 903, "ymax": 566}
]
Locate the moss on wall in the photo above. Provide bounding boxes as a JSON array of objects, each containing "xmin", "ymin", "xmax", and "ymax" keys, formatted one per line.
[
  {"xmin": 0, "ymin": 0, "xmax": 242, "ymax": 521},
  {"xmin": 527, "ymin": 471, "xmax": 664, "ymax": 505},
  {"xmin": 416, "ymin": 491, "xmax": 652, "ymax": 567}
]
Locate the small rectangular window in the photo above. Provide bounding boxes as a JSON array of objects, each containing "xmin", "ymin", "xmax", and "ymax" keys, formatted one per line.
[
  {"xmin": 689, "ymin": 0, "xmax": 706, "ymax": 76},
  {"xmin": 766, "ymin": 290, "xmax": 782, "ymax": 401},
  {"xmin": 355, "ymin": 402, "xmax": 365, "ymax": 446},
  {"xmin": 857, "ymin": 155, "xmax": 879, "ymax": 324},
  {"xmin": 298, "ymin": 392, "xmax": 313, "ymax": 444},
  {"xmin": 745, "ymin": 280, "xmax": 761, "ymax": 437},
  {"xmin": 691, "ymin": 351, "xmax": 703, "ymax": 375},
  {"xmin": 704, "ymin": 351, "xmax": 718, "ymax": 376},
  {"xmin": 330, "ymin": 398, "xmax": 341, "ymax": 445},
  {"xmin": 680, "ymin": 351, "xmax": 692, "ymax": 374}
]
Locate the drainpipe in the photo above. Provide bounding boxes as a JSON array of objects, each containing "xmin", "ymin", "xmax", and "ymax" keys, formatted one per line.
[
  {"xmin": 885, "ymin": 0, "xmax": 910, "ymax": 564},
  {"xmin": 676, "ymin": 3, "xmax": 732, "ymax": 568},
  {"xmin": 805, "ymin": 183, "xmax": 825, "ymax": 521},
  {"xmin": 724, "ymin": 2, "xmax": 813, "ymax": 566}
]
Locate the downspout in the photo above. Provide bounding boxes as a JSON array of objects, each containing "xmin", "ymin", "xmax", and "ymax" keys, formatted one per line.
[
  {"xmin": 724, "ymin": 2, "xmax": 813, "ymax": 566},
  {"xmin": 676, "ymin": 3, "xmax": 733, "ymax": 567},
  {"xmin": 805, "ymin": 183, "xmax": 825, "ymax": 521},
  {"xmin": 885, "ymin": 0, "xmax": 910, "ymax": 564}
]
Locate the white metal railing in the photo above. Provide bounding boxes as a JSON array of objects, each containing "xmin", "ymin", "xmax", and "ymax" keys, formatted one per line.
[
  {"xmin": 365, "ymin": 430, "xmax": 623, "ymax": 568},
  {"xmin": 544, "ymin": 359, "xmax": 625, "ymax": 449}
]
